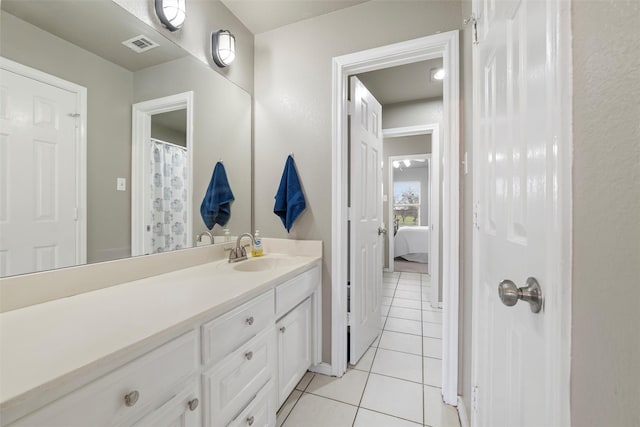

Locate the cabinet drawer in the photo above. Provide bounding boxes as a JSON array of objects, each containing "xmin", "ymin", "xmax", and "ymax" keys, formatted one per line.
[
  {"xmin": 202, "ymin": 290, "xmax": 274, "ymax": 366},
  {"xmin": 133, "ymin": 380, "xmax": 200, "ymax": 427},
  {"xmin": 203, "ymin": 327, "xmax": 276, "ymax": 426},
  {"xmin": 226, "ymin": 379, "xmax": 276, "ymax": 427},
  {"xmin": 10, "ymin": 331, "xmax": 198, "ymax": 427},
  {"xmin": 275, "ymin": 266, "xmax": 319, "ymax": 318}
]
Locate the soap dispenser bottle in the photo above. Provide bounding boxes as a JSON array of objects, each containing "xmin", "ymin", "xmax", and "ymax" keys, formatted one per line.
[{"xmin": 252, "ymin": 230, "xmax": 264, "ymax": 257}]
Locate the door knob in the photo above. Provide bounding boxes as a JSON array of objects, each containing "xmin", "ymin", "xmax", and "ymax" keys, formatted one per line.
[
  {"xmin": 378, "ymin": 227, "xmax": 387, "ymax": 236},
  {"xmin": 498, "ymin": 277, "xmax": 543, "ymax": 313}
]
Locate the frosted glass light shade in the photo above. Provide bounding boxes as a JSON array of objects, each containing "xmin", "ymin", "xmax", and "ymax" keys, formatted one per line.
[
  {"xmin": 431, "ymin": 68, "xmax": 445, "ymax": 81},
  {"xmin": 155, "ymin": 0, "xmax": 186, "ymax": 31},
  {"xmin": 212, "ymin": 30, "xmax": 236, "ymax": 67}
]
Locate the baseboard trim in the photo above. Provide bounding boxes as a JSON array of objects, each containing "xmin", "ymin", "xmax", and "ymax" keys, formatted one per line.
[
  {"xmin": 457, "ymin": 396, "xmax": 470, "ymax": 427},
  {"xmin": 309, "ymin": 362, "xmax": 336, "ymax": 376}
]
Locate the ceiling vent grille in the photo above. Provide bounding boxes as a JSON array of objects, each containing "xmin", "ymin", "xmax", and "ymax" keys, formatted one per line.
[{"xmin": 122, "ymin": 35, "xmax": 159, "ymax": 53}]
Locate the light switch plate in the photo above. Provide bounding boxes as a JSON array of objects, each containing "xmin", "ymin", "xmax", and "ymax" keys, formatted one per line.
[{"xmin": 117, "ymin": 177, "xmax": 126, "ymax": 191}]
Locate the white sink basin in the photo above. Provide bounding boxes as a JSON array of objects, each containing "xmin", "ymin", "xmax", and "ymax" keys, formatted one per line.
[{"xmin": 232, "ymin": 257, "xmax": 283, "ymax": 272}]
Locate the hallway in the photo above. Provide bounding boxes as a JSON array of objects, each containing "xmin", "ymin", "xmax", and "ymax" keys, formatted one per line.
[{"xmin": 277, "ymin": 272, "xmax": 459, "ymax": 427}]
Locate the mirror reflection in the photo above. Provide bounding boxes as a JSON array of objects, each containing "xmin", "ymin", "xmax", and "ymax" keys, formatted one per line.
[{"xmin": 0, "ymin": 0, "xmax": 252, "ymax": 278}]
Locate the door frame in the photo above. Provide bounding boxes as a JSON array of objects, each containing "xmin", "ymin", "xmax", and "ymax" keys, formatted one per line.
[
  {"xmin": 131, "ymin": 91, "xmax": 194, "ymax": 256},
  {"xmin": 0, "ymin": 56, "xmax": 87, "ymax": 266},
  {"xmin": 330, "ymin": 31, "xmax": 460, "ymax": 405}
]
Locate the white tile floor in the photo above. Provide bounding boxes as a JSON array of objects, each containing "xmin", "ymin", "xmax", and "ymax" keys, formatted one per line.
[{"xmin": 277, "ymin": 272, "xmax": 460, "ymax": 427}]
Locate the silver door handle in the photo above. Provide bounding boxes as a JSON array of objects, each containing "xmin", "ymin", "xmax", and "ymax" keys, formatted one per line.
[
  {"xmin": 498, "ymin": 277, "xmax": 543, "ymax": 313},
  {"xmin": 378, "ymin": 227, "xmax": 387, "ymax": 235}
]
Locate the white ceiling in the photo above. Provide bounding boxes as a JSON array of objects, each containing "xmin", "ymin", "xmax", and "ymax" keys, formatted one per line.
[
  {"xmin": 220, "ymin": 0, "xmax": 370, "ymax": 34},
  {"xmin": 357, "ymin": 58, "xmax": 444, "ymax": 105}
]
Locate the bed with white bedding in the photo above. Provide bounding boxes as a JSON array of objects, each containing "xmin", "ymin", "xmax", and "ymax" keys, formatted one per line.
[{"xmin": 394, "ymin": 226, "xmax": 429, "ymax": 263}]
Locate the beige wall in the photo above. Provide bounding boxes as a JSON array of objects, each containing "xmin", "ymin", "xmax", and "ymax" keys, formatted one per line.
[
  {"xmin": 1, "ymin": 11, "xmax": 134, "ymax": 263},
  {"xmin": 571, "ymin": 1, "xmax": 640, "ymax": 425},
  {"xmin": 254, "ymin": 0, "xmax": 462, "ymax": 363},
  {"xmin": 382, "ymin": 135, "xmax": 432, "ymax": 269},
  {"xmin": 112, "ymin": 0, "xmax": 254, "ymax": 94},
  {"xmin": 382, "ymin": 98, "xmax": 444, "ymax": 129},
  {"xmin": 151, "ymin": 123, "xmax": 186, "ymax": 147},
  {"xmin": 133, "ymin": 56, "xmax": 252, "ymax": 240}
]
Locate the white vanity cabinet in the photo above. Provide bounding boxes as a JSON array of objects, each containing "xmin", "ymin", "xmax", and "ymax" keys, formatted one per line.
[
  {"xmin": 9, "ymin": 331, "xmax": 199, "ymax": 427},
  {"xmin": 4, "ymin": 260, "xmax": 322, "ymax": 427}
]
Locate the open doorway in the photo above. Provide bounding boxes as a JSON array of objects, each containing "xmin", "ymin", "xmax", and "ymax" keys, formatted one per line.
[
  {"xmin": 131, "ymin": 91, "xmax": 194, "ymax": 257},
  {"xmin": 389, "ymin": 152, "xmax": 431, "ymax": 275},
  {"xmin": 330, "ymin": 31, "xmax": 459, "ymax": 406}
]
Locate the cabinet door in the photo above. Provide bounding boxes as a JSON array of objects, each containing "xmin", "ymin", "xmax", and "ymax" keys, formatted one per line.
[
  {"xmin": 276, "ymin": 298, "xmax": 312, "ymax": 407},
  {"xmin": 133, "ymin": 382, "xmax": 200, "ymax": 427}
]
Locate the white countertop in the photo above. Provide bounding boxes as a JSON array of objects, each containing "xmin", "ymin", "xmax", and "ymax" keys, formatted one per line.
[{"xmin": 0, "ymin": 252, "xmax": 321, "ymax": 412}]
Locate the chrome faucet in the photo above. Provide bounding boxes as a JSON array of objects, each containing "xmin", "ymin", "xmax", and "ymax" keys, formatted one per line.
[
  {"xmin": 227, "ymin": 233, "xmax": 255, "ymax": 263},
  {"xmin": 196, "ymin": 230, "xmax": 214, "ymax": 244}
]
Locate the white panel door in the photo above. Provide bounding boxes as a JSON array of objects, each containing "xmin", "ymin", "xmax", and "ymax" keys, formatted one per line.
[
  {"xmin": 349, "ymin": 76, "xmax": 383, "ymax": 364},
  {"xmin": 0, "ymin": 68, "xmax": 79, "ymax": 277},
  {"xmin": 473, "ymin": 0, "xmax": 568, "ymax": 425}
]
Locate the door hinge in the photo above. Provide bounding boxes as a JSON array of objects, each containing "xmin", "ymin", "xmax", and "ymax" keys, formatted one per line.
[
  {"xmin": 473, "ymin": 201, "xmax": 480, "ymax": 231},
  {"xmin": 348, "ymin": 207, "xmax": 352, "ymax": 222},
  {"xmin": 73, "ymin": 207, "xmax": 79, "ymax": 221},
  {"xmin": 464, "ymin": 14, "xmax": 479, "ymax": 45},
  {"xmin": 347, "ymin": 100, "xmax": 353, "ymax": 116},
  {"xmin": 346, "ymin": 312, "xmax": 352, "ymax": 327},
  {"xmin": 472, "ymin": 385, "xmax": 479, "ymax": 413},
  {"xmin": 68, "ymin": 113, "xmax": 81, "ymax": 129}
]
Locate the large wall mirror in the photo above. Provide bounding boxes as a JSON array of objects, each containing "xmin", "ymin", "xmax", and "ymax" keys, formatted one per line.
[{"xmin": 0, "ymin": 0, "xmax": 252, "ymax": 278}]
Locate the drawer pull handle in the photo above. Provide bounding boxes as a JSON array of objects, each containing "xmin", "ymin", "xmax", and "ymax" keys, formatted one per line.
[
  {"xmin": 280, "ymin": 326, "xmax": 286, "ymax": 333},
  {"xmin": 245, "ymin": 351, "xmax": 253, "ymax": 360},
  {"xmin": 124, "ymin": 390, "xmax": 139, "ymax": 407},
  {"xmin": 246, "ymin": 316, "xmax": 254, "ymax": 326},
  {"xmin": 247, "ymin": 415, "xmax": 255, "ymax": 425},
  {"xmin": 187, "ymin": 398, "xmax": 199, "ymax": 411}
]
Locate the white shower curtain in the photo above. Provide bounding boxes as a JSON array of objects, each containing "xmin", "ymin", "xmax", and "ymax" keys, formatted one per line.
[{"xmin": 148, "ymin": 139, "xmax": 188, "ymax": 254}]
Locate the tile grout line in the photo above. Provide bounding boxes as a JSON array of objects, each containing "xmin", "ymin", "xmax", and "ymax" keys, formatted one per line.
[
  {"xmin": 357, "ymin": 406, "xmax": 425, "ymax": 426},
  {"xmin": 351, "ymin": 272, "xmax": 398, "ymax": 427},
  {"xmin": 279, "ymin": 373, "xmax": 314, "ymax": 427}
]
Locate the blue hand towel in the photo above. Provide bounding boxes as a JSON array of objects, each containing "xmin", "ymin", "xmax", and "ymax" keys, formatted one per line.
[
  {"xmin": 200, "ymin": 162, "xmax": 235, "ymax": 230},
  {"xmin": 274, "ymin": 155, "xmax": 306, "ymax": 232}
]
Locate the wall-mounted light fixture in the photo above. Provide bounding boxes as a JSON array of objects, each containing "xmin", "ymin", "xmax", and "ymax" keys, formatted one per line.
[
  {"xmin": 431, "ymin": 68, "xmax": 445, "ymax": 81},
  {"xmin": 155, "ymin": 0, "xmax": 186, "ymax": 32},
  {"xmin": 211, "ymin": 30, "xmax": 236, "ymax": 67}
]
